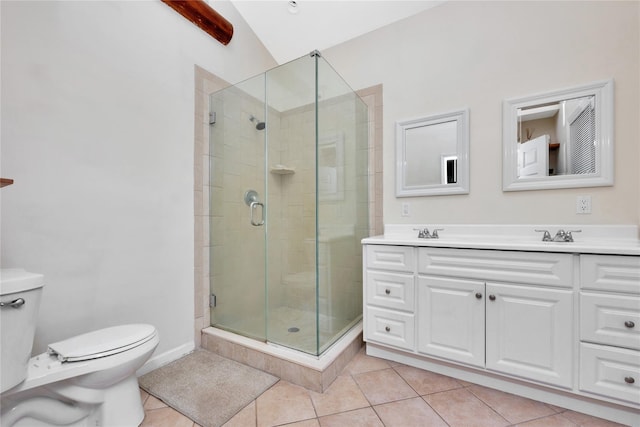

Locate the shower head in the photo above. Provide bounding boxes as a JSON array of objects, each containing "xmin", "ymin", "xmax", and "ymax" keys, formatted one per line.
[{"xmin": 249, "ymin": 115, "xmax": 266, "ymax": 130}]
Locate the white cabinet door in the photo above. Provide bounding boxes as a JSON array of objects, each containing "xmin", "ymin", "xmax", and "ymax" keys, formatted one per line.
[
  {"xmin": 486, "ymin": 282, "xmax": 573, "ymax": 389},
  {"xmin": 417, "ymin": 276, "xmax": 485, "ymax": 367}
]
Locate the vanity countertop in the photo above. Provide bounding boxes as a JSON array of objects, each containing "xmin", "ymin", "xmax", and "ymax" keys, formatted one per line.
[{"xmin": 362, "ymin": 224, "xmax": 640, "ymax": 256}]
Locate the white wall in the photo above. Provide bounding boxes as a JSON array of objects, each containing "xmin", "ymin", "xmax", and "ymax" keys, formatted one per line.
[
  {"xmin": 0, "ymin": 0, "xmax": 276, "ymax": 359},
  {"xmin": 324, "ymin": 1, "xmax": 639, "ymax": 227}
]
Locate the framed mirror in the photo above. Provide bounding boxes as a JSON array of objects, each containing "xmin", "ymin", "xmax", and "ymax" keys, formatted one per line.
[
  {"xmin": 396, "ymin": 109, "xmax": 469, "ymax": 197},
  {"xmin": 503, "ymin": 79, "xmax": 613, "ymax": 191}
]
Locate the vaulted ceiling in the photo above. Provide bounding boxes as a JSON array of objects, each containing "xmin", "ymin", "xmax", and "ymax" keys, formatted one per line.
[{"xmin": 225, "ymin": 1, "xmax": 445, "ymax": 64}]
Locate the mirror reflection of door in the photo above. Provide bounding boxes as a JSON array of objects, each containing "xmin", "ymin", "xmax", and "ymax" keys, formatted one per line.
[
  {"xmin": 441, "ymin": 155, "xmax": 458, "ymax": 184},
  {"xmin": 517, "ymin": 135, "xmax": 549, "ymax": 177},
  {"xmin": 516, "ymin": 95, "xmax": 595, "ymax": 178}
]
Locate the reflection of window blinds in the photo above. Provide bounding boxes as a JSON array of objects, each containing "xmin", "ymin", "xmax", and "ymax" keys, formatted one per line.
[{"xmin": 569, "ymin": 104, "xmax": 596, "ymax": 174}]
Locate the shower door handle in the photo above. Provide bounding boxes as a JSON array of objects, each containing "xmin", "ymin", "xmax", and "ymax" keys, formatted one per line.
[{"xmin": 250, "ymin": 201, "xmax": 265, "ymax": 226}]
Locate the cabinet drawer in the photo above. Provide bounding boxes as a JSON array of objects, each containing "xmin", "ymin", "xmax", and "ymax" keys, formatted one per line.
[
  {"xmin": 366, "ymin": 245, "xmax": 415, "ymax": 272},
  {"xmin": 581, "ymin": 255, "xmax": 640, "ymax": 294},
  {"xmin": 580, "ymin": 342, "xmax": 640, "ymax": 405},
  {"xmin": 418, "ymin": 248, "xmax": 573, "ymax": 288},
  {"xmin": 581, "ymin": 292, "xmax": 640, "ymax": 350},
  {"xmin": 364, "ymin": 306, "xmax": 415, "ymax": 351},
  {"xmin": 366, "ymin": 271, "xmax": 415, "ymax": 312}
]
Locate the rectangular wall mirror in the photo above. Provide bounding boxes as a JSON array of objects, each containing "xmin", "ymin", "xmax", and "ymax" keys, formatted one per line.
[
  {"xmin": 396, "ymin": 109, "xmax": 469, "ymax": 197},
  {"xmin": 502, "ymin": 80, "xmax": 613, "ymax": 191}
]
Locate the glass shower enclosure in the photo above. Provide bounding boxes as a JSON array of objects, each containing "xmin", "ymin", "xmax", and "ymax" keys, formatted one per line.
[{"xmin": 208, "ymin": 52, "xmax": 369, "ymax": 356}]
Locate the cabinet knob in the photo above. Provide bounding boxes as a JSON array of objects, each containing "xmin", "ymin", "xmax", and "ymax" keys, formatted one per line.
[
  {"xmin": 385, "ymin": 326, "xmax": 391, "ymax": 332},
  {"xmin": 624, "ymin": 376, "xmax": 635, "ymax": 384},
  {"xmin": 624, "ymin": 320, "xmax": 635, "ymax": 328},
  {"xmin": 489, "ymin": 295, "xmax": 496, "ymax": 301},
  {"xmin": 475, "ymin": 293, "xmax": 482, "ymax": 299},
  {"xmin": 385, "ymin": 289, "xmax": 391, "ymax": 295}
]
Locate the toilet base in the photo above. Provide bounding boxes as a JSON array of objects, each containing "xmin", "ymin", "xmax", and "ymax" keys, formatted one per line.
[{"xmin": 1, "ymin": 375, "xmax": 144, "ymax": 427}]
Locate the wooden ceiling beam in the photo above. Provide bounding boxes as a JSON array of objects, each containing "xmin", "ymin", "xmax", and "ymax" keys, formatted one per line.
[{"xmin": 161, "ymin": 0, "xmax": 233, "ymax": 46}]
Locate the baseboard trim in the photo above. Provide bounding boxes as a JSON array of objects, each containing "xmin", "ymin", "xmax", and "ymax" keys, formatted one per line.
[{"xmin": 137, "ymin": 342, "xmax": 195, "ymax": 376}]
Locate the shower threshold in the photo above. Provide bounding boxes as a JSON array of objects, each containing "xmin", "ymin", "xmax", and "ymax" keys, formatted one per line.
[{"xmin": 201, "ymin": 320, "xmax": 363, "ymax": 393}]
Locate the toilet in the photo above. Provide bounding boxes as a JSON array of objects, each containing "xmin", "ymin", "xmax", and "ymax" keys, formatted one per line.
[{"xmin": 0, "ymin": 269, "xmax": 159, "ymax": 427}]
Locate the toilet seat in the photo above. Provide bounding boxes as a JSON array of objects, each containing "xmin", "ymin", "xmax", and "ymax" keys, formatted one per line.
[{"xmin": 48, "ymin": 324, "xmax": 156, "ymax": 362}]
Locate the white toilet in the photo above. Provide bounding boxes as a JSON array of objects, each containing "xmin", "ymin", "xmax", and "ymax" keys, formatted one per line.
[{"xmin": 0, "ymin": 269, "xmax": 159, "ymax": 426}]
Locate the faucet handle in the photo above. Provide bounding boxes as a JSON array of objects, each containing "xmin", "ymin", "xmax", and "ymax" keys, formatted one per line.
[
  {"xmin": 432, "ymin": 228, "xmax": 444, "ymax": 239},
  {"xmin": 413, "ymin": 228, "xmax": 430, "ymax": 238},
  {"xmin": 566, "ymin": 230, "xmax": 582, "ymax": 242},
  {"xmin": 535, "ymin": 229, "xmax": 551, "ymax": 242},
  {"xmin": 552, "ymin": 229, "xmax": 567, "ymax": 241}
]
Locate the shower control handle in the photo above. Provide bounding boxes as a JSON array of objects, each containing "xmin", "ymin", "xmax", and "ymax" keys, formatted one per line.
[
  {"xmin": 244, "ymin": 190, "xmax": 265, "ymax": 227},
  {"xmin": 250, "ymin": 201, "xmax": 265, "ymax": 226}
]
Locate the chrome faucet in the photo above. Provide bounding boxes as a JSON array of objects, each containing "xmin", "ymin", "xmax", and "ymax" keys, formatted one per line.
[
  {"xmin": 414, "ymin": 228, "xmax": 431, "ymax": 238},
  {"xmin": 414, "ymin": 228, "xmax": 444, "ymax": 239},
  {"xmin": 535, "ymin": 229, "xmax": 581, "ymax": 242}
]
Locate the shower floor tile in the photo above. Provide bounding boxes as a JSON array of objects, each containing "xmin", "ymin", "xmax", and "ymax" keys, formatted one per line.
[{"xmin": 218, "ymin": 306, "xmax": 350, "ymax": 355}]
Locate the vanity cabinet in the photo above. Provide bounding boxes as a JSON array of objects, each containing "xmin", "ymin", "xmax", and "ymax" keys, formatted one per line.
[
  {"xmin": 364, "ymin": 244, "xmax": 640, "ymax": 425},
  {"xmin": 578, "ymin": 254, "xmax": 640, "ymax": 405},
  {"xmin": 415, "ymin": 248, "xmax": 574, "ymax": 388}
]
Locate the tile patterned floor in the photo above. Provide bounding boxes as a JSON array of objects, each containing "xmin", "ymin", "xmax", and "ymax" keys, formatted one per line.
[{"xmin": 139, "ymin": 348, "xmax": 627, "ymax": 427}]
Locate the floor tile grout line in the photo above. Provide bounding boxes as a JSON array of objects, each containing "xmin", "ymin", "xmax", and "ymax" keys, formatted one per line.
[
  {"xmin": 464, "ymin": 385, "xmax": 517, "ymax": 424},
  {"xmin": 465, "ymin": 383, "xmax": 571, "ymax": 425},
  {"xmin": 387, "ymin": 363, "xmax": 457, "ymax": 426}
]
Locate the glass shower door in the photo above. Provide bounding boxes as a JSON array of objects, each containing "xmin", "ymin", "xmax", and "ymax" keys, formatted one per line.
[{"xmin": 209, "ymin": 73, "xmax": 268, "ymax": 342}]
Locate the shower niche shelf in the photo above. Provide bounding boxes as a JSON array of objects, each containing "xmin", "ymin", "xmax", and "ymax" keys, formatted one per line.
[{"xmin": 270, "ymin": 165, "xmax": 295, "ymax": 175}]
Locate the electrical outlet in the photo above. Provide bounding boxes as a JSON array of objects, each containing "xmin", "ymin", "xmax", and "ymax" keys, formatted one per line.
[
  {"xmin": 576, "ymin": 195, "xmax": 592, "ymax": 214},
  {"xmin": 401, "ymin": 202, "xmax": 410, "ymax": 217}
]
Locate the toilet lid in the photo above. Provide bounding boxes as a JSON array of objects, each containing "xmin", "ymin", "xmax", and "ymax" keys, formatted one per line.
[{"xmin": 47, "ymin": 324, "xmax": 156, "ymax": 362}]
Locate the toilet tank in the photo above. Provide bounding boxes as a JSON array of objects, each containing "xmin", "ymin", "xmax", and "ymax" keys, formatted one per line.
[{"xmin": 0, "ymin": 268, "xmax": 44, "ymax": 392}]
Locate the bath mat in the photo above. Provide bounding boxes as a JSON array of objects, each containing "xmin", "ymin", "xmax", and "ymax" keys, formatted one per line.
[{"xmin": 139, "ymin": 349, "xmax": 279, "ymax": 427}]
